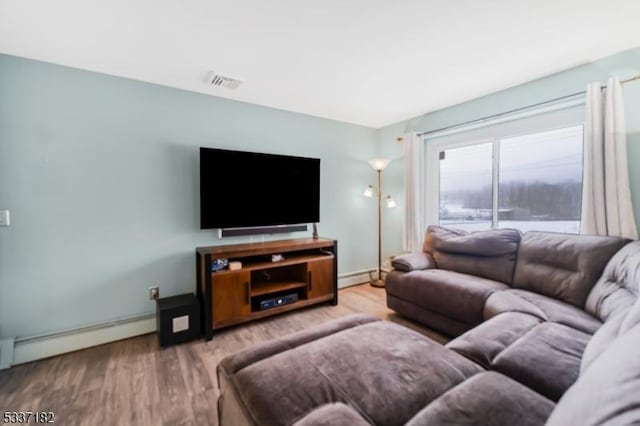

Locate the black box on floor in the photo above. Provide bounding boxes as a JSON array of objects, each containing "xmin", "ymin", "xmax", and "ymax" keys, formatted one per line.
[{"xmin": 156, "ymin": 293, "xmax": 201, "ymax": 348}]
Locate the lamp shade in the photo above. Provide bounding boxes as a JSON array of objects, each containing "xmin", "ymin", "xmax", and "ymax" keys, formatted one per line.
[
  {"xmin": 386, "ymin": 196, "xmax": 397, "ymax": 208},
  {"xmin": 368, "ymin": 158, "xmax": 391, "ymax": 171}
]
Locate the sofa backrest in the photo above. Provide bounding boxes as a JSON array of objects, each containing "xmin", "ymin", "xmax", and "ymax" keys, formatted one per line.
[
  {"xmin": 579, "ymin": 241, "xmax": 640, "ymax": 372},
  {"xmin": 512, "ymin": 232, "xmax": 626, "ymax": 308},
  {"xmin": 423, "ymin": 225, "xmax": 521, "ymax": 284},
  {"xmin": 585, "ymin": 240, "xmax": 640, "ymax": 322},
  {"xmin": 544, "ymin": 242, "xmax": 640, "ymax": 425}
]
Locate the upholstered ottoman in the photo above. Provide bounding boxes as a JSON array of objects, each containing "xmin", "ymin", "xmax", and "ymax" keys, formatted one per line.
[{"xmin": 216, "ymin": 314, "xmax": 483, "ymax": 426}]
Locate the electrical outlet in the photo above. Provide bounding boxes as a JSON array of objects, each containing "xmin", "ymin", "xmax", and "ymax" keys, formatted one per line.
[{"xmin": 149, "ymin": 286, "xmax": 159, "ymax": 300}]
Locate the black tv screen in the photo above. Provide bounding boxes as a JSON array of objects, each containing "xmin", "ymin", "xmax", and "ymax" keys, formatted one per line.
[{"xmin": 200, "ymin": 147, "xmax": 320, "ymax": 229}]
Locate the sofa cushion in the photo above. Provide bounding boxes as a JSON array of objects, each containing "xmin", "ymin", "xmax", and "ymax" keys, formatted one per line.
[
  {"xmin": 492, "ymin": 322, "xmax": 591, "ymax": 401},
  {"xmin": 292, "ymin": 403, "xmax": 370, "ymax": 426},
  {"xmin": 406, "ymin": 372, "xmax": 555, "ymax": 426},
  {"xmin": 224, "ymin": 318, "xmax": 483, "ymax": 426},
  {"xmin": 446, "ymin": 312, "xmax": 543, "ymax": 369},
  {"xmin": 483, "ymin": 289, "xmax": 602, "ymax": 334},
  {"xmin": 423, "ymin": 225, "xmax": 521, "ymax": 284},
  {"xmin": 386, "ymin": 269, "xmax": 508, "ymax": 327},
  {"xmin": 546, "ymin": 323, "xmax": 640, "ymax": 426},
  {"xmin": 512, "ymin": 232, "xmax": 626, "ymax": 308}
]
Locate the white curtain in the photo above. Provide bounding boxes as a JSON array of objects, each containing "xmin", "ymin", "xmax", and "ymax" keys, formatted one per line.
[
  {"xmin": 581, "ymin": 76, "xmax": 638, "ymax": 240},
  {"xmin": 403, "ymin": 132, "xmax": 425, "ymax": 252}
]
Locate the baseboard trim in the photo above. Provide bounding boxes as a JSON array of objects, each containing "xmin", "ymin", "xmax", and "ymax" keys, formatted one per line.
[
  {"xmin": 13, "ymin": 314, "xmax": 156, "ymax": 366},
  {"xmin": 338, "ymin": 268, "xmax": 376, "ymax": 288},
  {"xmin": 8, "ymin": 268, "xmax": 379, "ymax": 367},
  {"xmin": 0, "ymin": 338, "xmax": 15, "ymax": 370}
]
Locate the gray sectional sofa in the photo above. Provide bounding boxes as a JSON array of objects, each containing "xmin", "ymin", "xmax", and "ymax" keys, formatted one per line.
[
  {"xmin": 386, "ymin": 226, "xmax": 623, "ymax": 337},
  {"xmin": 216, "ymin": 226, "xmax": 640, "ymax": 425}
]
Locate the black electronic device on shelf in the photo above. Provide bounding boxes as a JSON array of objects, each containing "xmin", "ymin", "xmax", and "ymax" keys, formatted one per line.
[{"xmin": 256, "ymin": 292, "xmax": 299, "ymax": 311}]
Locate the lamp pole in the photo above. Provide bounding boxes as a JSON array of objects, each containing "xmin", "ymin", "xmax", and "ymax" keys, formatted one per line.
[
  {"xmin": 377, "ymin": 169, "xmax": 382, "ymax": 281},
  {"xmin": 372, "ymin": 169, "xmax": 384, "ymax": 287}
]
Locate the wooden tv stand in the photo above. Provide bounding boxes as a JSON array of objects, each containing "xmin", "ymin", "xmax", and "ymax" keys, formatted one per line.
[{"xmin": 196, "ymin": 237, "xmax": 338, "ymax": 340}]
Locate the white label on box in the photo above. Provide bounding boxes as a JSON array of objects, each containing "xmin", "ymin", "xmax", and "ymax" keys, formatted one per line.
[{"xmin": 172, "ymin": 315, "xmax": 189, "ymax": 333}]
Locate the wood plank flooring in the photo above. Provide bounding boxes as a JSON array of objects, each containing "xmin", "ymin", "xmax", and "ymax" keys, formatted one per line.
[{"xmin": 0, "ymin": 284, "xmax": 447, "ymax": 426}]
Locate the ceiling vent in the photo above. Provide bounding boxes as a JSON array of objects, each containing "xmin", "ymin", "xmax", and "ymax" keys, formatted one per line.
[{"xmin": 207, "ymin": 71, "xmax": 243, "ymax": 90}]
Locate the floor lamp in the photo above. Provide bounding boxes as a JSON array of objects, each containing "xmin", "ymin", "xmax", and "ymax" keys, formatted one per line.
[{"xmin": 364, "ymin": 158, "xmax": 396, "ymax": 287}]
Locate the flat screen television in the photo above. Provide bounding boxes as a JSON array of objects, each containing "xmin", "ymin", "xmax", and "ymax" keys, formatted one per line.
[{"xmin": 200, "ymin": 147, "xmax": 320, "ymax": 230}]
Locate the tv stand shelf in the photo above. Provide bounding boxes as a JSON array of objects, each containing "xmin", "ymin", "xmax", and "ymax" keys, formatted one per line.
[
  {"xmin": 250, "ymin": 280, "xmax": 307, "ymax": 297},
  {"xmin": 196, "ymin": 237, "xmax": 338, "ymax": 340}
]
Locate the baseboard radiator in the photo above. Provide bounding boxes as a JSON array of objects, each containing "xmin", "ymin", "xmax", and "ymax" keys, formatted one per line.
[{"xmin": 1, "ymin": 270, "xmax": 376, "ymax": 369}]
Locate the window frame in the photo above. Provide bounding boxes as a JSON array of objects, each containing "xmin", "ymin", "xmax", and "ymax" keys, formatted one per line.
[{"xmin": 425, "ymin": 102, "xmax": 586, "ymax": 231}]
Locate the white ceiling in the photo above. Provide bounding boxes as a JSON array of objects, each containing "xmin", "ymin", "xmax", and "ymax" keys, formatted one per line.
[{"xmin": 1, "ymin": 0, "xmax": 640, "ymax": 128}]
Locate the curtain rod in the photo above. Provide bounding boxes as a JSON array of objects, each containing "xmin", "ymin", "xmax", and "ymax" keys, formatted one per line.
[
  {"xmin": 621, "ymin": 74, "xmax": 640, "ymax": 84},
  {"xmin": 410, "ymin": 74, "xmax": 640, "ymax": 140}
]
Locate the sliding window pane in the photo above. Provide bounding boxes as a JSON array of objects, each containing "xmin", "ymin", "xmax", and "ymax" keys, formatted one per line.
[
  {"xmin": 498, "ymin": 125, "xmax": 583, "ymax": 233},
  {"xmin": 439, "ymin": 142, "xmax": 493, "ymax": 231}
]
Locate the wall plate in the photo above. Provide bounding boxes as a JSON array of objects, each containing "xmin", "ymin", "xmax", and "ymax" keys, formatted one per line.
[{"xmin": 0, "ymin": 210, "xmax": 10, "ymax": 227}]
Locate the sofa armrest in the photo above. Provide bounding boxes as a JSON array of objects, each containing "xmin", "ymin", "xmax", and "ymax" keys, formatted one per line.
[{"xmin": 391, "ymin": 252, "xmax": 436, "ymax": 272}]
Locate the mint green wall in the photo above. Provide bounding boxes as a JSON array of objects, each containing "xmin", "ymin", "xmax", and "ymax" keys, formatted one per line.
[
  {"xmin": 377, "ymin": 47, "xmax": 640, "ymax": 259},
  {"xmin": 0, "ymin": 54, "xmax": 378, "ymax": 338}
]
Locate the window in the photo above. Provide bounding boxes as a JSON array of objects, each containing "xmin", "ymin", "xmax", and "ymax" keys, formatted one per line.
[
  {"xmin": 440, "ymin": 142, "xmax": 493, "ymax": 231},
  {"xmin": 427, "ymin": 104, "xmax": 584, "ymax": 234}
]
